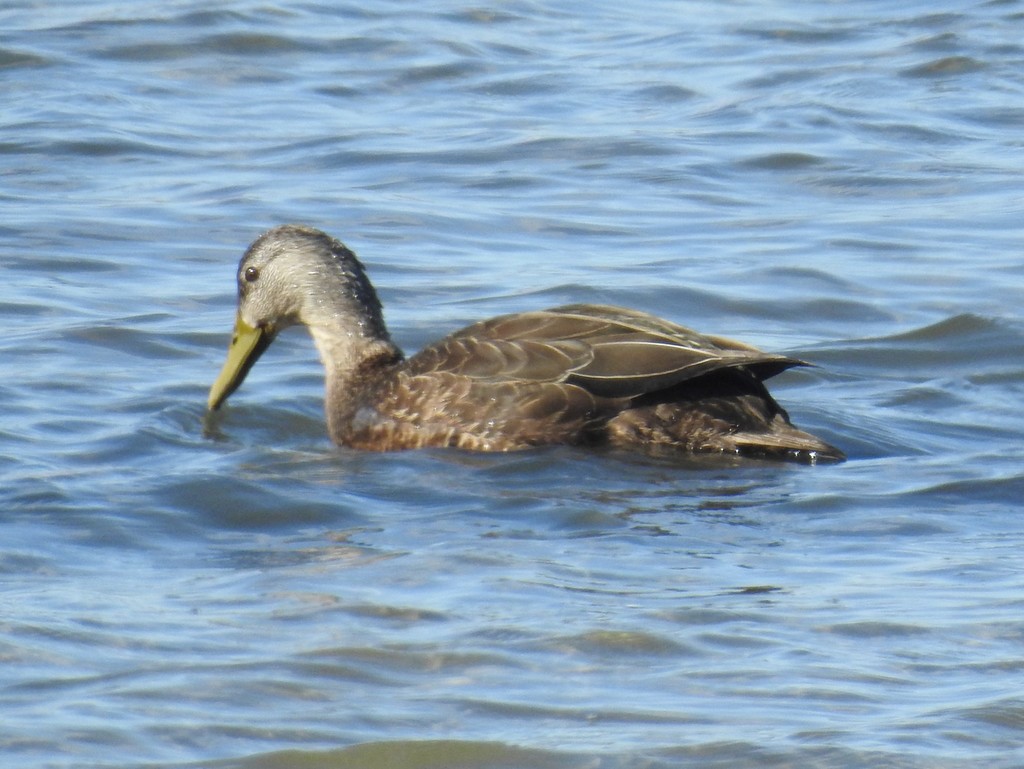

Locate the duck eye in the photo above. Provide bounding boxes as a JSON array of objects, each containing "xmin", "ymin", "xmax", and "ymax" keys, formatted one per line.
[{"xmin": 244, "ymin": 266, "xmax": 260, "ymax": 282}]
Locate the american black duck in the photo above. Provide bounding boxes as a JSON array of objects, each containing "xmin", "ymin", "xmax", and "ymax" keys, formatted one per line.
[{"xmin": 208, "ymin": 225, "xmax": 844, "ymax": 462}]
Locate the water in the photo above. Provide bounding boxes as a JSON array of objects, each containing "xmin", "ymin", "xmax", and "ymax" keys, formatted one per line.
[{"xmin": 3, "ymin": 1, "xmax": 1024, "ymax": 767}]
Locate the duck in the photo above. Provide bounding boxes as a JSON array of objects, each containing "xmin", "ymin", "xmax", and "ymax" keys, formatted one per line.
[{"xmin": 207, "ymin": 225, "xmax": 844, "ymax": 463}]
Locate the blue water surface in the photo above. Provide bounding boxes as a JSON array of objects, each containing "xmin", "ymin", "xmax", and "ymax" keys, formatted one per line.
[{"xmin": 3, "ymin": 1, "xmax": 1024, "ymax": 767}]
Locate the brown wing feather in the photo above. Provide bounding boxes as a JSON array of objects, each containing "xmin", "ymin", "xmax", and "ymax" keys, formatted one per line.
[
  {"xmin": 405, "ymin": 304, "xmax": 804, "ymax": 398},
  {"xmin": 407, "ymin": 335, "xmax": 591, "ymax": 381}
]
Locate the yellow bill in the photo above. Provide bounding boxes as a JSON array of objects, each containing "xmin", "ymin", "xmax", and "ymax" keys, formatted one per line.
[{"xmin": 207, "ymin": 314, "xmax": 274, "ymax": 411}]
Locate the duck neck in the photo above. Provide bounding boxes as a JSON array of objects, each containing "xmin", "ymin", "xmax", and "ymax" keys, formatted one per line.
[
  {"xmin": 308, "ymin": 322, "xmax": 403, "ymax": 443},
  {"xmin": 298, "ymin": 254, "xmax": 404, "ymax": 442},
  {"xmin": 308, "ymin": 317, "xmax": 403, "ymax": 382}
]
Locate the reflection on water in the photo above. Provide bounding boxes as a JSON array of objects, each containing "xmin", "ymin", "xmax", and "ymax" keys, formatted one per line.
[{"xmin": 2, "ymin": 1, "xmax": 1024, "ymax": 768}]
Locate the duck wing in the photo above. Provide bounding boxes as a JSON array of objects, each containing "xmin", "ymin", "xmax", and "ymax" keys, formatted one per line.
[{"xmin": 406, "ymin": 303, "xmax": 804, "ymax": 398}]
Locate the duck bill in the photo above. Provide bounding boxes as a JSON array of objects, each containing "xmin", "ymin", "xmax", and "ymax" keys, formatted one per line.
[{"xmin": 207, "ymin": 314, "xmax": 275, "ymax": 411}]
